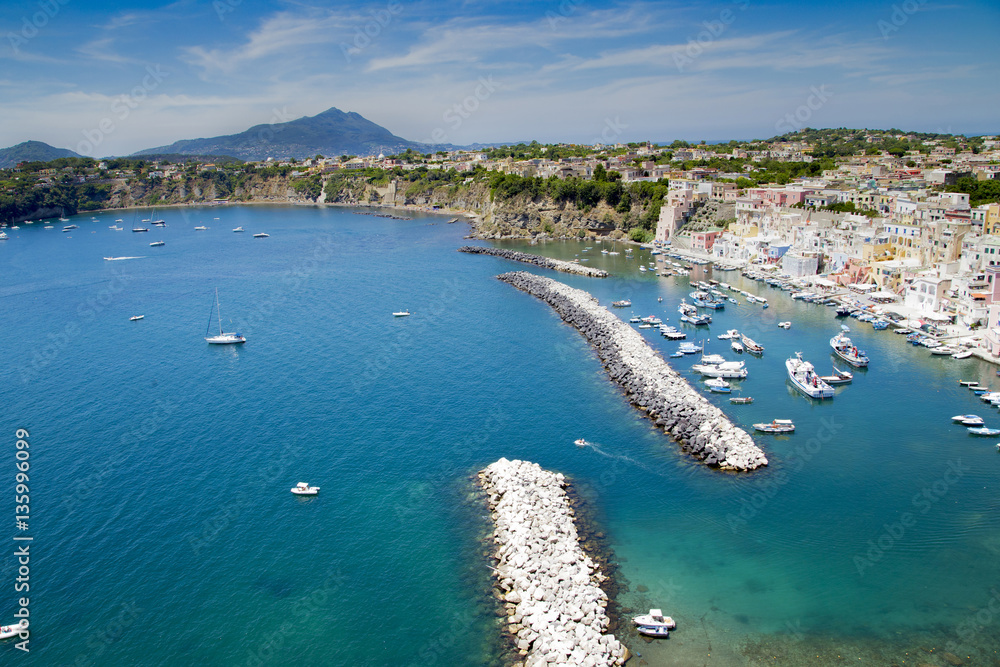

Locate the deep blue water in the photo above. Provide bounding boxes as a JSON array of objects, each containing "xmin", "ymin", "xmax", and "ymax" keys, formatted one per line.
[{"xmin": 1, "ymin": 207, "xmax": 999, "ymax": 665}]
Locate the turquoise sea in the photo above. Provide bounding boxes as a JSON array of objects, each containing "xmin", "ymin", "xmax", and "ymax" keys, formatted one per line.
[{"xmin": 2, "ymin": 205, "xmax": 1000, "ymax": 666}]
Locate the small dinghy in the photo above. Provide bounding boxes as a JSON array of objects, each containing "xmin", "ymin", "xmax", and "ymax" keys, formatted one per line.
[
  {"xmin": 637, "ymin": 625, "xmax": 670, "ymax": 638},
  {"xmin": 291, "ymin": 482, "xmax": 320, "ymax": 495}
]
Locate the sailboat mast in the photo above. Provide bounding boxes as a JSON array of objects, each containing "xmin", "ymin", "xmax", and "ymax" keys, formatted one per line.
[{"xmin": 215, "ymin": 288, "xmax": 223, "ymax": 334}]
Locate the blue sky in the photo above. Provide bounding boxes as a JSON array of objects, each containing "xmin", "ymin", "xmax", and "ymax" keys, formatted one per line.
[{"xmin": 1, "ymin": 0, "xmax": 996, "ymax": 156}]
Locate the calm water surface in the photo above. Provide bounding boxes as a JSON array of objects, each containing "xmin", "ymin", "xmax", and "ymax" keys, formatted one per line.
[{"xmin": 1, "ymin": 208, "xmax": 998, "ymax": 665}]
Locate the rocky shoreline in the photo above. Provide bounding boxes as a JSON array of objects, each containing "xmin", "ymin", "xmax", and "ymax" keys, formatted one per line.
[
  {"xmin": 497, "ymin": 271, "xmax": 768, "ymax": 471},
  {"xmin": 479, "ymin": 458, "xmax": 629, "ymax": 667},
  {"xmin": 459, "ymin": 246, "xmax": 609, "ymax": 278}
]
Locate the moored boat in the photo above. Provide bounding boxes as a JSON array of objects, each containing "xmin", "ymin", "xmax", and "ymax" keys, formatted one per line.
[
  {"xmin": 611, "ymin": 300, "xmax": 631, "ymax": 307},
  {"xmin": 740, "ymin": 334, "xmax": 764, "ymax": 354},
  {"xmin": 968, "ymin": 426, "xmax": 1000, "ymax": 437},
  {"xmin": 819, "ymin": 367, "xmax": 853, "ymax": 385},
  {"xmin": 830, "ymin": 328, "xmax": 869, "ymax": 368},
  {"xmin": 787, "ymin": 352, "xmax": 835, "ymax": 399},
  {"xmin": 729, "ymin": 396, "xmax": 753, "ymax": 404},
  {"xmin": 705, "ymin": 377, "xmax": 732, "ymax": 392},
  {"xmin": 636, "ymin": 625, "xmax": 670, "ymax": 638},
  {"xmin": 632, "ymin": 609, "xmax": 676, "ymax": 629}
]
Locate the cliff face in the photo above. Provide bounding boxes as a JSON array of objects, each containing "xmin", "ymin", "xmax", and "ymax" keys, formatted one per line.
[{"xmin": 94, "ymin": 175, "xmax": 656, "ymax": 241}]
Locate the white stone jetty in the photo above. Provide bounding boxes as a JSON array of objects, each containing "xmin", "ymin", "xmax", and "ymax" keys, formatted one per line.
[
  {"xmin": 459, "ymin": 246, "xmax": 609, "ymax": 278},
  {"xmin": 498, "ymin": 271, "xmax": 768, "ymax": 471},
  {"xmin": 480, "ymin": 458, "xmax": 629, "ymax": 667}
]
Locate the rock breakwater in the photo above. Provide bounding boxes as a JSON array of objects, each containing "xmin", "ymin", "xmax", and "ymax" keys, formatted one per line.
[
  {"xmin": 498, "ymin": 271, "xmax": 767, "ymax": 471},
  {"xmin": 459, "ymin": 246, "xmax": 609, "ymax": 278},
  {"xmin": 480, "ymin": 458, "xmax": 628, "ymax": 667}
]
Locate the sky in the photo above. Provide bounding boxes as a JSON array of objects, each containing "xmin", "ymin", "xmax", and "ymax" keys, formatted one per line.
[{"xmin": 0, "ymin": 0, "xmax": 997, "ymax": 157}]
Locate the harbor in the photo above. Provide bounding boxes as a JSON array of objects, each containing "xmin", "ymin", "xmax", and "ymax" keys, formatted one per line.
[{"xmin": 3, "ymin": 210, "xmax": 1000, "ymax": 665}]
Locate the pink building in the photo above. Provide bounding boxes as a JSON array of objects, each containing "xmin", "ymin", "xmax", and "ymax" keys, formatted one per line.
[{"xmin": 692, "ymin": 230, "xmax": 721, "ymax": 252}]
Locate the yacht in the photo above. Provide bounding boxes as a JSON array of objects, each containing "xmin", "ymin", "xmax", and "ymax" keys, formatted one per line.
[
  {"xmin": 204, "ymin": 288, "xmax": 246, "ymax": 345},
  {"xmin": 786, "ymin": 352, "xmax": 835, "ymax": 399},
  {"xmin": 692, "ymin": 361, "xmax": 748, "ymax": 379}
]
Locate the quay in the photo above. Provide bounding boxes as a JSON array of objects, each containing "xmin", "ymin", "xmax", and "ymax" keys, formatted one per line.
[
  {"xmin": 459, "ymin": 246, "xmax": 609, "ymax": 278},
  {"xmin": 479, "ymin": 458, "xmax": 629, "ymax": 666},
  {"xmin": 498, "ymin": 271, "xmax": 768, "ymax": 471}
]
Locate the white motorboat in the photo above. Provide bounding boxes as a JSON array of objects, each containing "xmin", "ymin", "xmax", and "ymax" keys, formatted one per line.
[
  {"xmin": 194, "ymin": 225, "xmax": 208, "ymax": 230},
  {"xmin": 786, "ymin": 352, "xmax": 835, "ymax": 399},
  {"xmin": 0, "ymin": 231, "xmax": 7, "ymax": 240},
  {"xmin": 149, "ymin": 240, "xmax": 165, "ymax": 247},
  {"xmin": 632, "ymin": 609, "xmax": 676, "ymax": 630},
  {"xmin": 0, "ymin": 622, "xmax": 25, "ymax": 639},
  {"xmin": 233, "ymin": 227, "xmax": 244, "ymax": 232},
  {"xmin": 930, "ymin": 346, "xmax": 955, "ymax": 356},
  {"xmin": 830, "ymin": 329, "xmax": 869, "ymax": 367},
  {"xmin": 968, "ymin": 427, "xmax": 1000, "ymax": 437},
  {"xmin": 754, "ymin": 419, "xmax": 795, "ymax": 434},
  {"xmin": 717, "ymin": 329, "xmax": 740, "ymax": 340},
  {"xmin": 678, "ymin": 342, "xmax": 703, "ymax": 354},
  {"xmin": 778, "ymin": 321, "xmax": 791, "ymax": 329},
  {"xmin": 699, "ymin": 353, "xmax": 726, "ymax": 365},
  {"xmin": 692, "ymin": 360, "xmax": 747, "ymax": 378},
  {"xmin": 393, "ymin": 311, "xmax": 411, "ymax": 317},
  {"xmin": 952, "ymin": 414, "xmax": 983, "ymax": 424},
  {"xmin": 611, "ymin": 300, "xmax": 631, "ymax": 307},
  {"xmin": 731, "ymin": 340, "xmax": 744, "ymax": 353},
  {"xmin": 952, "ymin": 349, "xmax": 974, "ymax": 359},
  {"xmin": 204, "ymin": 288, "xmax": 246, "ymax": 345},
  {"xmin": 130, "ymin": 315, "xmax": 144, "ymax": 321},
  {"xmin": 291, "ymin": 482, "xmax": 320, "ymax": 495},
  {"xmin": 574, "ymin": 438, "xmax": 588, "ymax": 447},
  {"xmin": 253, "ymin": 233, "xmax": 269, "ymax": 238}
]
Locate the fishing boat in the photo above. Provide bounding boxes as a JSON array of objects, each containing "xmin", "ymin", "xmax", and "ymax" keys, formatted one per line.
[
  {"xmin": 968, "ymin": 427, "xmax": 1000, "ymax": 437},
  {"xmin": 754, "ymin": 419, "xmax": 795, "ymax": 434},
  {"xmin": 680, "ymin": 312, "xmax": 712, "ymax": 325},
  {"xmin": 632, "ymin": 610, "xmax": 676, "ymax": 630},
  {"xmin": 830, "ymin": 327, "xmax": 869, "ymax": 367},
  {"xmin": 290, "ymin": 482, "xmax": 320, "ymax": 495},
  {"xmin": 204, "ymin": 288, "xmax": 246, "ymax": 345},
  {"xmin": 129, "ymin": 315, "xmax": 144, "ymax": 321},
  {"xmin": 740, "ymin": 334, "xmax": 764, "ymax": 355},
  {"xmin": 729, "ymin": 396, "xmax": 753, "ymax": 404},
  {"xmin": 786, "ymin": 352, "xmax": 835, "ymax": 399},
  {"xmin": 819, "ymin": 367, "xmax": 853, "ymax": 385}
]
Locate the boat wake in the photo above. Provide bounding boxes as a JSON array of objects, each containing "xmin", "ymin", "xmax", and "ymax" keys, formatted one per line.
[{"xmin": 578, "ymin": 440, "xmax": 668, "ymax": 478}]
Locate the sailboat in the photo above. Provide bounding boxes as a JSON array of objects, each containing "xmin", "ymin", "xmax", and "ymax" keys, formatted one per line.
[
  {"xmin": 131, "ymin": 210, "xmax": 148, "ymax": 233},
  {"xmin": 204, "ymin": 288, "xmax": 246, "ymax": 344}
]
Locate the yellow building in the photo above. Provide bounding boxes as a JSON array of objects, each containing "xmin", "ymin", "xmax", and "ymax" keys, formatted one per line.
[{"xmin": 985, "ymin": 203, "xmax": 1000, "ymax": 236}]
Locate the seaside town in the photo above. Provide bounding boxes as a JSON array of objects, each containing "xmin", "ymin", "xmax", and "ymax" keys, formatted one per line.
[{"xmin": 4, "ymin": 129, "xmax": 1000, "ymax": 358}]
